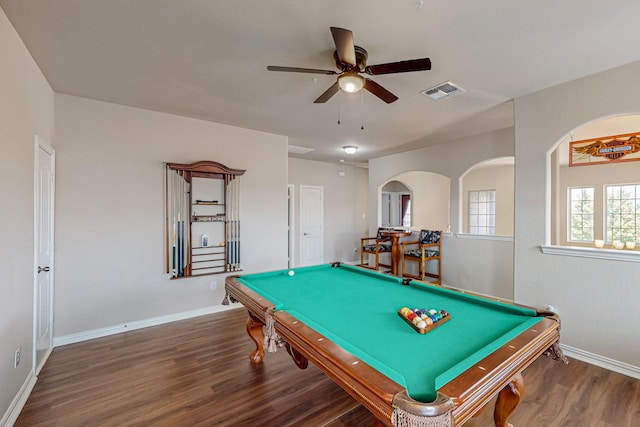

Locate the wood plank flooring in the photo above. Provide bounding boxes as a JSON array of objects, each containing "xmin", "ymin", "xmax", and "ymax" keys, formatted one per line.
[{"xmin": 15, "ymin": 308, "xmax": 640, "ymax": 426}]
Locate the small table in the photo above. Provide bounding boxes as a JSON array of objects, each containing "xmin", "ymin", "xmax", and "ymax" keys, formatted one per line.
[
  {"xmin": 380, "ymin": 229, "xmax": 411, "ymax": 275},
  {"xmin": 225, "ymin": 263, "xmax": 566, "ymax": 427}
]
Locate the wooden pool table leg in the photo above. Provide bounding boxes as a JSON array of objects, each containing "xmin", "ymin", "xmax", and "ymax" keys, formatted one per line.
[
  {"xmin": 493, "ymin": 372, "xmax": 524, "ymax": 427},
  {"xmin": 284, "ymin": 342, "xmax": 309, "ymax": 369},
  {"xmin": 246, "ymin": 313, "xmax": 265, "ymax": 364}
]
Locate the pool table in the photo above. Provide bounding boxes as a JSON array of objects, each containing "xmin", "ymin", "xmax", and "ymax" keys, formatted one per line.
[{"xmin": 225, "ymin": 263, "xmax": 566, "ymax": 427}]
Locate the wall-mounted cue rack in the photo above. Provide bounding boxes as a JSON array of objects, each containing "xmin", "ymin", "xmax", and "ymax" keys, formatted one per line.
[{"xmin": 165, "ymin": 161, "xmax": 245, "ymax": 278}]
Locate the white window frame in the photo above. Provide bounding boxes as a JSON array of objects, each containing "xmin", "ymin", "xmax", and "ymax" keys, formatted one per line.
[
  {"xmin": 567, "ymin": 186, "xmax": 595, "ymax": 243},
  {"xmin": 604, "ymin": 183, "xmax": 640, "ymax": 244},
  {"xmin": 468, "ymin": 190, "xmax": 496, "ymax": 235}
]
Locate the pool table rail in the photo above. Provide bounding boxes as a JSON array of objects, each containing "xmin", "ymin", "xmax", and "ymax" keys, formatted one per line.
[
  {"xmin": 440, "ymin": 317, "xmax": 560, "ymax": 426},
  {"xmin": 274, "ymin": 309, "xmax": 407, "ymax": 424}
]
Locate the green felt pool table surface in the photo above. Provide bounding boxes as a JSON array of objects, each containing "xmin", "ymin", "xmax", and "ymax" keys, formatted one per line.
[{"xmin": 236, "ymin": 263, "xmax": 543, "ymax": 403}]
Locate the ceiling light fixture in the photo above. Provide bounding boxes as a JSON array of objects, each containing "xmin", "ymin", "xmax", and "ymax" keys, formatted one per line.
[
  {"xmin": 338, "ymin": 73, "xmax": 365, "ymax": 93},
  {"xmin": 343, "ymin": 145, "xmax": 358, "ymax": 155}
]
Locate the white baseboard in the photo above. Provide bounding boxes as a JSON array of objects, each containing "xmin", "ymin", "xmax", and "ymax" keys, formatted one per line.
[
  {"xmin": 53, "ymin": 303, "xmax": 243, "ymax": 347},
  {"xmin": 560, "ymin": 344, "xmax": 640, "ymax": 380},
  {"xmin": 0, "ymin": 371, "xmax": 37, "ymax": 427}
]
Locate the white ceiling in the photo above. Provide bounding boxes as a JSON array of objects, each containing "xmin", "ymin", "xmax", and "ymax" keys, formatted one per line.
[{"xmin": 2, "ymin": 1, "xmax": 640, "ymax": 163}]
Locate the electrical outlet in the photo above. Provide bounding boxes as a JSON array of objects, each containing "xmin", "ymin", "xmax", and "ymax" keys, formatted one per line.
[
  {"xmin": 14, "ymin": 347, "xmax": 20, "ymax": 368},
  {"xmin": 209, "ymin": 281, "xmax": 217, "ymax": 291}
]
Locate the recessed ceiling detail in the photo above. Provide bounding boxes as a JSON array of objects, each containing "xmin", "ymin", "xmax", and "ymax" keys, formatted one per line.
[
  {"xmin": 420, "ymin": 81, "xmax": 465, "ymax": 101},
  {"xmin": 288, "ymin": 145, "xmax": 315, "ymax": 155}
]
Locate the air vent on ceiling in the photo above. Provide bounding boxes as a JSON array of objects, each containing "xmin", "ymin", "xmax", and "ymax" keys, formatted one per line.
[
  {"xmin": 288, "ymin": 145, "xmax": 315, "ymax": 155},
  {"xmin": 420, "ymin": 81, "xmax": 465, "ymax": 101}
]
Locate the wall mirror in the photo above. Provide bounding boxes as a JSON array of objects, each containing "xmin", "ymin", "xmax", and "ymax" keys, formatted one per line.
[{"xmin": 165, "ymin": 161, "xmax": 245, "ymax": 278}]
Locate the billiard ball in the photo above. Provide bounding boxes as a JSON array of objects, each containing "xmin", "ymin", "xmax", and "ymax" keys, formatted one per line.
[{"xmin": 287, "ymin": 270, "xmax": 295, "ymax": 276}]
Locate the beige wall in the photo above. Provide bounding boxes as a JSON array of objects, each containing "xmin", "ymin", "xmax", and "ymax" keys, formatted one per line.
[
  {"xmin": 53, "ymin": 94, "xmax": 289, "ymax": 336},
  {"xmin": 288, "ymin": 158, "xmax": 369, "ymax": 265},
  {"xmin": 0, "ymin": 8, "xmax": 55, "ymax": 421},
  {"xmin": 515, "ymin": 60, "xmax": 640, "ymax": 368}
]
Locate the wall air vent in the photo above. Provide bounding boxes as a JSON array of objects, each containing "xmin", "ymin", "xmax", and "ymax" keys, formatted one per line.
[
  {"xmin": 288, "ymin": 145, "xmax": 315, "ymax": 155},
  {"xmin": 420, "ymin": 81, "xmax": 465, "ymax": 101}
]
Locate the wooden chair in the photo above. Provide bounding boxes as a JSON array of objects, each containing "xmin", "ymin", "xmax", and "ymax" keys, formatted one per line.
[
  {"xmin": 360, "ymin": 228, "xmax": 393, "ymax": 271},
  {"xmin": 401, "ymin": 230, "xmax": 441, "ymax": 284}
]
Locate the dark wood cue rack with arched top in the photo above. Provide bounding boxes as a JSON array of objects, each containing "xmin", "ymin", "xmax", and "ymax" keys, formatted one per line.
[{"xmin": 165, "ymin": 161, "xmax": 245, "ymax": 278}]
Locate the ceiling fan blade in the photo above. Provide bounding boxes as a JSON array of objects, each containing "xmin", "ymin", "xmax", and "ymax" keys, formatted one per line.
[
  {"xmin": 365, "ymin": 58, "xmax": 431, "ymax": 75},
  {"xmin": 267, "ymin": 65, "xmax": 337, "ymax": 75},
  {"xmin": 364, "ymin": 79, "xmax": 398, "ymax": 104},
  {"xmin": 314, "ymin": 82, "xmax": 339, "ymax": 103},
  {"xmin": 330, "ymin": 27, "xmax": 356, "ymax": 66}
]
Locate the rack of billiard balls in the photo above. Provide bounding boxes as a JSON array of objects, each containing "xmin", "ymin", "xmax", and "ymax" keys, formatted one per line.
[{"xmin": 398, "ymin": 307, "xmax": 450, "ymax": 334}]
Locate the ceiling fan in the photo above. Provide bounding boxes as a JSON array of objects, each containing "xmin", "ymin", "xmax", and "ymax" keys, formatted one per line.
[{"xmin": 267, "ymin": 27, "xmax": 431, "ymax": 104}]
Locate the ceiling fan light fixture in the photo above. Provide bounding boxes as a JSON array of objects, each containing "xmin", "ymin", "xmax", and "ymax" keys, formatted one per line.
[
  {"xmin": 343, "ymin": 145, "xmax": 358, "ymax": 155},
  {"xmin": 338, "ymin": 74, "xmax": 365, "ymax": 93}
]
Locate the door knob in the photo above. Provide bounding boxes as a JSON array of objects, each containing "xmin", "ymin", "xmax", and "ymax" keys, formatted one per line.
[{"xmin": 37, "ymin": 266, "xmax": 50, "ymax": 273}]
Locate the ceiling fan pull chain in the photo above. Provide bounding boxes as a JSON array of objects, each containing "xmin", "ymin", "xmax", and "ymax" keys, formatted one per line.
[
  {"xmin": 361, "ymin": 90, "xmax": 365, "ymax": 130},
  {"xmin": 337, "ymin": 90, "xmax": 341, "ymax": 125}
]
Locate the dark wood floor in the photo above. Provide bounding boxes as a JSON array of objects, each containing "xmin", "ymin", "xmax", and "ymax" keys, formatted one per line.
[{"xmin": 15, "ymin": 308, "xmax": 640, "ymax": 427}]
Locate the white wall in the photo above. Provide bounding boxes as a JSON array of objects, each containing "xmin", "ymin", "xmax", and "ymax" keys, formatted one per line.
[
  {"xmin": 54, "ymin": 94, "xmax": 289, "ymax": 337},
  {"xmin": 287, "ymin": 158, "xmax": 368, "ymax": 265},
  {"xmin": 0, "ymin": 7, "xmax": 54, "ymax": 422},
  {"xmin": 368, "ymin": 128, "xmax": 516, "ymax": 298},
  {"xmin": 443, "ymin": 235, "xmax": 514, "ymax": 298},
  {"xmin": 514, "ymin": 60, "xmax": 640, "ymax": 369}
]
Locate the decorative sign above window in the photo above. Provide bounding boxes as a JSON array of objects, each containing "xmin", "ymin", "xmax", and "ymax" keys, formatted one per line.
[{"xmin": 570, "ymin": 132, "xmax": 640, "ymax": 167}]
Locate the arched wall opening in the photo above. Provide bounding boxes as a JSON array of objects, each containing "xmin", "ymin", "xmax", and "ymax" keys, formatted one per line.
[
  {"xmin": 458, "ymin": 156, "xmax": 515, "ymax": 236},
  {"xmin": 547, "ymin": 113, "xmax": 640, "ymax": 248},
  {"xmin": 377, "ymin": 171, "xmax": 450, "ymax": 232}
]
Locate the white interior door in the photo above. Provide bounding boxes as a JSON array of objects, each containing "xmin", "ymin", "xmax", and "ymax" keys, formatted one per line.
[
  {"xmin": 34, "ymin": 136, "xmax": 55, "ymax": 374},
  {"xmin": 287, "ymin": 184, "xmax": 295, "ymax": 268},
  {"xmin": 300, "ymin": 185, "xmax": 323, "ymax": 266}
]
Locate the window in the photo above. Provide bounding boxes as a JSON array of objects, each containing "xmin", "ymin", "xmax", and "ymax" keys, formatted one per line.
[
  {"xmin": 568, "ymin": 187, "xmax": 594, "ymax": 242},
  {"xmin": 402, "ymin": 195, "xmax": 411, "ymax": 227},
  {"xmin": 605, "ymin": 184, "xmax": 640, "ymax": 243},
  {"xmin": 468, "ymin": 190, "xmax": 495, "ymax": 235}
]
